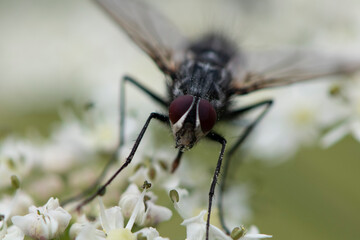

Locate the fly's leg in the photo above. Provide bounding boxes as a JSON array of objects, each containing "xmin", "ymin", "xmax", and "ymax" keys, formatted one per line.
[
  {"xmin": 76, "ymin": 112, "xmax": 169, "ymax": 211},
  {"xmin": 205, "ymin": 131, "xmax": 227, "ymax": 240},
  {"xmin": 61, "ymin": 75, "xmax": 167, "ymax": 206},
  {"xmin": 219, "ymin": 99, "xmax": 273, "ymax": 234}
]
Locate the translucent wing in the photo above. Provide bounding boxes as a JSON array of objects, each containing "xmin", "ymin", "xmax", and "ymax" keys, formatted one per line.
[
  {"xmin": 95, "ymin": 0, "xmax": 188, "ymax": 76},
  {"xmin": 230, "ymin": 48, "xmax": 360, "ymax": 95}
]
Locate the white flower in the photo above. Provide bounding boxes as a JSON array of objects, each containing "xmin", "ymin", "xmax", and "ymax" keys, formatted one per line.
[
  {"xmin": 171, "ymin": 189, "xmax": 271, "ymax": 240},
  {"xmin": 181, "ymin": 210, "xmax": 234, "ymax": 240},
  {"xmin": 322, "ymin": 76, "xmax": 360, "ymax": 147},
  {"xmin": 181, "ymin": 211, "xmax": 272, "ymax": 240},
  {"xmin": 0, "ymin": 197, "xmax": 24, "ymax": 240},
  {"xmin": 171, "ymin": 184, "xmax": 251, "ymax": 231},
  {"xmin": 94, "ymin": 196, "xmax": 139, "ymax": 240},
  {"xmin": 0, "ymin": 190, "xmax": 33, "ymax": 222},
  {"xmin": 97, "ymin": 194, "xmax": 163, "ymax": 240},
  {"xmin": 118, "ymin": 183, "xmax": 146, "ymax": 224},
  {"xmin": 0, "ymin": 225, "xmax": 24, "ymax": 240},
  {"xmin": 0, "ymin": 190, "xmax": 33, "ymax": 240},
  {"xmin": 69, "ymin": 215, "xmax": 104, "ymax": 240},
  {"xmin": 71, "ymin": 183, "xmax": 171, "ymax": 240},
  {"xmin": 118, "ymin": 183, "xmax": 172, "ymax": 226},
  {"xmin": 114, "ymin": 182, "xmax": 172, "ymax": 235},
  {"xmin": 0, "ymin": 137, "xmax": 39, "ymax": 188},
  {"xmin": 11, "ymin": 197, "xmax": 71, "ymax": 240},
  {"xmin": 181, "ymin": 211, "xmax": 208, "ymax": 240},
  {"xmin": 143, "ymin": 201, "xmax": 172, "ymax": 226},
  {"xmin": 172, "ymin": 188, "xmax": 226, "ymax": 240}
]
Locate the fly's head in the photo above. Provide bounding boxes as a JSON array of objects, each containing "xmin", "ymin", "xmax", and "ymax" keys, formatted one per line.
[{"xmin": 169, "ymin": 95, "xmax": 217, "ymax": 151}]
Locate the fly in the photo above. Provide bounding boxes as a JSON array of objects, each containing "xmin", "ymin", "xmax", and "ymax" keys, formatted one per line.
[{"xmin": 74, "ymin": 0, "xmax": 360, "ymax": 239}]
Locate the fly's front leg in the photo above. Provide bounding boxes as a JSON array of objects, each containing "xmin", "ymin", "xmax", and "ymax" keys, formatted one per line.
[
  {"xmin": 219, "ymin": 99, "xmax": 273, "ymax": 234},
  {"xmin": 205, "ymin": 131, "xmax": 227, "ymax": 240},
  {"xmin": 76, "ymin": 112, "xmax": 169, "ymax": 211},
  {"xmin": 61, "ymin": 75, "xmax": 167, "ymax": 206}
]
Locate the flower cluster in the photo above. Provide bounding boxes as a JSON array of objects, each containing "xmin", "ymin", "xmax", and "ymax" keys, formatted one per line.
[
  {"xmin": 70, "ymin": 183, "xmax": 172, "ymax": 240},
  {"xmin": 0, "ymin": 181, "xmax": 271, "ymax": 240}
]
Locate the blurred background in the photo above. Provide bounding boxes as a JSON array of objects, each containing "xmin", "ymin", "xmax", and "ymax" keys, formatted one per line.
[{"xmin": 0, "ymin": 0, "xmax": 359, "ymax": 239}]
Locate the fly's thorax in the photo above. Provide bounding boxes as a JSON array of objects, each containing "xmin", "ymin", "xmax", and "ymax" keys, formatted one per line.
[
  {"xmin": 169, "ymin": 95, "xmax": 217, "ymax": 151},
  {"xmin": 170, "ymin": 58, "xmax": 233, "ymax": 115}
]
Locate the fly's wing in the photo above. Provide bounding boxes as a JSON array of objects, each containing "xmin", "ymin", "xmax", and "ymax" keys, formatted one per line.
[
  {"xmin": 229, "ymin": 48, "xmax": 360, "ymax": 95},
  {"xmin": 95, "ymin": 0, "xmax": 188, "ymax": 76}
]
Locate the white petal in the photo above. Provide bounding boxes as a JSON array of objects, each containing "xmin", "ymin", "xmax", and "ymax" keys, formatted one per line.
[
  {"xmin": 119, "ymin": 184, "xmax": 144, "ymax": 219},
  {"xmin": 181, "ymin": 211, "xmax": 206, "ymax": 240},
  {"xmin": 144, "ymin": 201, "xmax": 172, "ymax": 225},
  {"xmin": 209, "ymin": 224, "xmax": 231, "ymax": 240},
  {"xmin": 12, "ymin": 214, "xmax": 40, "ymax": 238},
  {"xmin": 243, "ymin": 226, "xmax": 272, "ymax": 239},
  {"xmin": 99, "ymin": 201, "xmax": 124, "ymax": 232},
  {"xmin": 181, "ymin": 210, "xmax": 231, "ymax": 240},
  {"xmin": 98, "ymin": 197, "xmax": 111, "ymax": 232},
  {"xmin": 48, "ymin": 207, "xmax": 71, "ymax": 234},
  {"xmin": 2, "ymin": 225, "xmax": 24, "ymax": 240},
  {"xmin": 170, "ymin": 188, "xmax": 190, "ymax": 220},
  {"xmin": 321, "ymin": 123, "xmax": 349, "ymax": 148},
  {"xmin": 44, "ymin": 197, "xmax": 59, "ymax": 210},
  {"xmin": 244, "ymin": 233, "xmax": 273, "ymax": 239},
  {"xmin": 43, "ymin": 214, "xmax": 59, "ymax": 238},
  {"xmin": 75, "ymin": 224, "xmax": 105, "ymax": 240},
  {"xmin": 69, "ymin": 215, "xmax": 104, "ymax": 240},
  {"xmin": 126, "ymin": 187, "xmax": 147, "ymax": 229}
]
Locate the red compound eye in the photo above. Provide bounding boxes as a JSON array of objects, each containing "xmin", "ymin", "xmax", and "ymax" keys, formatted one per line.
[
  {"xmin": 169, "ymin": 95, "xmax": 194, "ymax": 124},
  {"xmin": 198, "ymin": 99, "xmax": 217, "ymax": 133}
]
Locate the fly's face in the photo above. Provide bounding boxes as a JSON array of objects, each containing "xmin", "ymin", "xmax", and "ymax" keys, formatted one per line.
[{"xmin": 169, "ymin": 95, "xmax": 217, "ymax": 151}]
